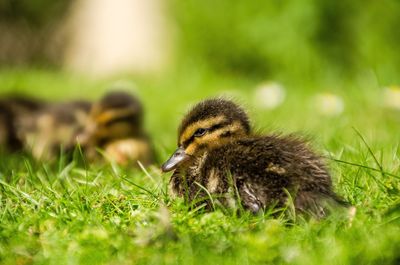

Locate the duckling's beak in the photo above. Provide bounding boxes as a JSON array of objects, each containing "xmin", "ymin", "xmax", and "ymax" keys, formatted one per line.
[{"xmin": 161, "ymin": 147, "xmax": 189, "ymax": 172}]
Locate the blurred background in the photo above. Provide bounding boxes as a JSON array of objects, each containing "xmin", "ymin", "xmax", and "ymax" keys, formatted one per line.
[
  {"xmin": 0, "ymin": 0, "xmax": 400, "ymax": 156},
  {"xmin": 1, "ymin": 0, "xmax": 400, "ymax": 83},
  {"xmin": 2, "ymin": 3, "xmax": 400, "ymax": 264}
]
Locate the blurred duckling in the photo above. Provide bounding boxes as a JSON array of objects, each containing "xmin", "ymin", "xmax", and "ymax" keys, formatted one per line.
[
  {"xmin": 78, "ymin": 91, "xmax": 154, "ymax": 166},
  {"xmin": 18, "ymin": 100, "xmax": 91, "ymax": 160},
  {"xmin": 0, "ymin": 95, "xmax": 45, "ymax": 151},
  {"xmin": 162, "ymin": 98, "xmax": 347, "ymax": 217}
]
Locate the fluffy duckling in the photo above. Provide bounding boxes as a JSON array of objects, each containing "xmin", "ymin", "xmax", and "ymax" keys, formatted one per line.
[
  {"xmin": 0, "ymin": 96, "xmax": 45, "ymax": 151},
  {"xmin": 162, "ymin": 98, "xmax": 346, "ymax": 217},
  {"xmin": 19, "ymin": 100, "xmax": 91, "ymax": 160},
  {"xmin": 78, "ymin": 91, "xmax": 154, "ymax": 166}
]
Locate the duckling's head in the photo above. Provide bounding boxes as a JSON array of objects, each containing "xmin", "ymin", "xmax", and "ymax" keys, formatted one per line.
[
  {"xmin": 78, "ymin": 91, "xmax": 143, "ymax": 147},
  {"xmin": 162, "ymin": 98, "xmax": 250, "ymax": 172}
]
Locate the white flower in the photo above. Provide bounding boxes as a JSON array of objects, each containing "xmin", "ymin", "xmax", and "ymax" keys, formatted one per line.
[
  {"xmin": 314, "ymin": 93, "xmax": 344, "ymax": 116},
  {"xmin": 383, "ymin": 86, "xmax": 400, "ymax": 110},
  {"xmin": 254, "ymin": 82, "xmax": 286, "ymax": 109}
]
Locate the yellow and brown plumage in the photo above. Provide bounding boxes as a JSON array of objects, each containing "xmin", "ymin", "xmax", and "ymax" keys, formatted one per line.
[
  {"xmin": 78, "ymin": 91, "xmax": 155, "ymax": 166},
  {"xmin": 0, "ymin": 96, "xmax": 45, "ymax": 151},
  {"xmin": 19, "ymin": 100, "xmax": 91, "ymax": 160},
  {"xmin": 0, "ymin": 91, "xmax": 154, "ymax": 166},
  {"xmin": 162, "ymin": 98, "xmax": 347, "ymax": 217}
]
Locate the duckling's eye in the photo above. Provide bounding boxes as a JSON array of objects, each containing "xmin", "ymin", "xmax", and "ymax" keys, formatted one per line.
[{"xmin": 193, "ymin": 128, "xmax": 207, "ymax": 137}]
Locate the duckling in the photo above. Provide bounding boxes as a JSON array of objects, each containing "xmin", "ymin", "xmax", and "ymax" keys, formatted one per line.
[
  {"xmin": 162, "ymin": 98, "xmax": 347, "ymax": 217},
  {"xmin": 0, "ymin": 102, "xmax": 14, "ymax": 149},
  {"xmin": 0, "ymin": 95, "xmax": 45, "ymax": 151},
  {"xmin": 78, "ymin": 91, "xmax": 154, "ymax": 166},
  {"xmin": 18, "ymin": 100, "xmax": 91, "ymax": 160}
]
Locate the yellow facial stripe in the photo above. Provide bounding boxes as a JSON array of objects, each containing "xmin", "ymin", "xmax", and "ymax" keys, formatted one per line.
[
  {"xmin": 185, "ymin": 142, "xmax": 197, "ymax": 155},
  {"xmin": 183, "ymin": 121, "xmax": 245, "ymax": 155},
  {"xmin": 179, "ymin": 116, "xmax": 226, "ymax": 145},
  {"xmin": 95, "ymin": 107, "xmax": 137, "ymax": 124},
  {"xmin": 202, "ymin": 121, "xmax": 244, "ymax": 144}
]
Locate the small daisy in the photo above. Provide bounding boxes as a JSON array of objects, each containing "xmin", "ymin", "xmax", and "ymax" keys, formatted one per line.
[
  {"xmin": 314, "ymin": 93, "xmax": 344, "ymax": 116},
  {"xmin": 253, "ymin": 82, "xmax": 286, "ymax": 109},
  {"xmin": 383, "ymin": 86, "xmax": 400, "ymax": 110}
]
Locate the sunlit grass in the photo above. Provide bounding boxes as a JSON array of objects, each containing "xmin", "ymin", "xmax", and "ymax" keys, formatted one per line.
[{"xmin": 0, "ymin": 69, "xmax": 399, "ymax": 264}]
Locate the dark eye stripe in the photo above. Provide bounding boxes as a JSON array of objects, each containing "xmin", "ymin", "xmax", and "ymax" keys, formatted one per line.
[
  {"xmin": 182, "ymin": 136, "xmax": 195, "ymax": 148},
  {"xmin": 220, "ymin": 130, "xmax": 232, "ymax": 137},
  {"xmin": 103, "ymin": 114, "xmax": 138, "ymax": 127},
  {"xmin": 208, "ymin": 122, "xmax": 229, "ymax": 133},
  {"xmin": 181, "ymin": 122, "xmax": 230, "ymax": 147}
]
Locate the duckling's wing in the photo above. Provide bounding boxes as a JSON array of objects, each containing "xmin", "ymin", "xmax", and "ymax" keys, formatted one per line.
[{"xmin": 223, "ymin": 136, "xmax": 347, "ymax": 215}]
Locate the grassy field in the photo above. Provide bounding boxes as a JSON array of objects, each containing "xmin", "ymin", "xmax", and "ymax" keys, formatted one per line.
[{"xmin": 0, "ymin": 69, "xmax": 399, "ymax": 265}]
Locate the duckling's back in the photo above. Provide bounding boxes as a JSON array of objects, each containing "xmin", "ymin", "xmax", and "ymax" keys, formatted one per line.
[
  {"xmin": 20, "ymin": 100, "xmax": 92, "ymax": 160},
  {"xmin": 0, "ymin": 96, "xmax": 45, "ymax": 151},
  {"xmin": 204, "ymin": 134, "xmax": 343, "ymax": 216}
]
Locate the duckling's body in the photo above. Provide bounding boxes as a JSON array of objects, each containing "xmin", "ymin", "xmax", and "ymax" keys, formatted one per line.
[
  {"xmin": 103, "ymin": 138, "xmax": 154, "ymax": 166},
  {"xmin": 19, "ymin": 100, "xmax": 91, "ymax": 160},
  {"xmin": 1, "ymin": 91, "xmax": 155, "ymax": 166},
  {"xmin": 163, "ymin": 99, "xmax": 346, "ymax": 217},
  {"xmin": 78, "ymin": 91, "xmax": 155, "ymax": 166},
  {"xmin": 0, "ymin": 96, "xmax": 45, "ymax": 151}
]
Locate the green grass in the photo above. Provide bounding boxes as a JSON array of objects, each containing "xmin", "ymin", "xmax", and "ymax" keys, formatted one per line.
[{"xmin": 0, "ymin": 69, "xmax": 399, "ymax": 265}]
